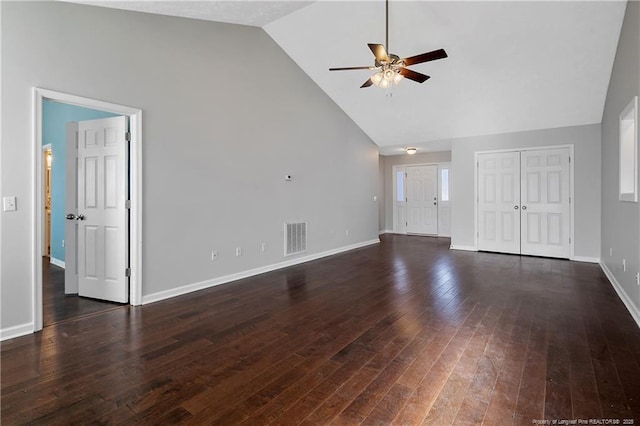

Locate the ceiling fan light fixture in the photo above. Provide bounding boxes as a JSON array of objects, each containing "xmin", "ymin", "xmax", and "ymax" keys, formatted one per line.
[
  {"xmin": 371, "ymin": 72, "xmax": 383, "ymax": 86},
  {"xmin": 383, "ymin": 69, "xmax": 395, "ymax": 80},
  {"xmin": 393, "ymin": 72, "xmax": 404, "ymax": 85},
  {"xmin": 406, "ymin": 147, "xmax": 417, "ymax": 155},
  {"xmin": 379, "ymin": 78, "xmax": 391, "ymax": 89}
]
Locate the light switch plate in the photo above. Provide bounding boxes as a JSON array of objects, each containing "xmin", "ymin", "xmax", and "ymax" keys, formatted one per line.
[{"xmin": 3, "ymin": 196, "xmax": 16, "ymax": 212}]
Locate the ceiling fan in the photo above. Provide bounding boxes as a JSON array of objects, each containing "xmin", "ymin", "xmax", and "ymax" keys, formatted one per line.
[{"xmin": 329, "ymin": 0, "xmax": 447, "ymax": 89}]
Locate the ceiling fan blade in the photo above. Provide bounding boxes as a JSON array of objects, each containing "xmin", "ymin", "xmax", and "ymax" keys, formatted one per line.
[
  {"xmin": 329, "ymin": 66, "xmax": 376, "ymax": 71},
  {"xmin": 368, "ymin": 43, "xmax": 389, "ymax": 62},
  {"xmin": 360, "ymin": 79, "xmax": 374, "ymax": 88},
  {"xmin": 399, "ymin": 68, "xmax": 430, "ymax": 83},
  {"xmin": 402, "ymin": 49, "xmax": 448, "ymax": 66}
]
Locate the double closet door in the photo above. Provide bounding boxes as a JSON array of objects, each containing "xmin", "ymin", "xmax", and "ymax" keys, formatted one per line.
[{"xmin": 477, "ymin": 147, "xmax": 571, "ymax": 259}]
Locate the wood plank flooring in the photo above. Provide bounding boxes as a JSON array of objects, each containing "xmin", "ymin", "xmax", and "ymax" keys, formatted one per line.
[
  {"xmin": 42, "ymin": 258, "xmax": 123, "ymax": 325},
  {"xmin": 3, "ymin": 234, "xmax": 640, "ymax": 424}
]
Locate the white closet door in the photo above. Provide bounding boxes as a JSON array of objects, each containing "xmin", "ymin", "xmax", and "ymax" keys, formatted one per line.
[
  {"xmin": 477, "ymin": 152, "xmax": 521, "ymax": 254},
  {"xmin": 520, "ymin": 148, "xmax": 571, "ymax": 258},
  {"xmin": 406, "ymin": 165, "xmax": 438, "ymax": 235}
]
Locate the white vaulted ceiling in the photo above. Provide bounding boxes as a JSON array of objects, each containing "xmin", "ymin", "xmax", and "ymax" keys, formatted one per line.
[{"xmin": 64, "ymin": 0, "xmax": 627, "ymax": 155}]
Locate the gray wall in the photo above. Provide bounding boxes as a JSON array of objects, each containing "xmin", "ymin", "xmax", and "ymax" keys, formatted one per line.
[
  {"xmin": 380, "ymin": 151, "xmax": 452, "ymax": 232},
  {"xmin": 0, "ymin": 2, "xmax": 379, "ymax": 332},
  {"xmin": 450, "ymin": 124, "xmax": 602, "ymax": 259},
  {"xmin": 601, "ymin": 1, "xmax": 640, "ymax": 313}
]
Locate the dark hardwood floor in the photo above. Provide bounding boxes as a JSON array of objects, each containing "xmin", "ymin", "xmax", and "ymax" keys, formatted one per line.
[
  {"xmin": 42, "ymin": 258, "xmax": 122, "ymax": 325},
  {"xmin": 3, "ymin": 235, "xmax": 640, "ymax": 424}
]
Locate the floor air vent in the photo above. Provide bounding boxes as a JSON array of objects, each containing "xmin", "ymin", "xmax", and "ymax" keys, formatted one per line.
[{"xmin": 285, "ymin": 222, "xmax": 307, "ymax": 256}]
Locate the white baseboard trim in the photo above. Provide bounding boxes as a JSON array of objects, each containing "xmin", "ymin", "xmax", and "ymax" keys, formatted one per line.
[
  {"xmin": 450, "ymin": 245, "xmax": 478, "ymax": 252},
  {"xmin": 0, "ymin": 322, "xmax": 34, "ymax": 341},
  {"xmin": 570, "ymin": 256, "xmax": 600, "ymax": 263},
  {"xmin": 600, "ymin": 261, "xmax": 640, "ymax": 329},
  {"xmin": 142, "ymin": 238, "xmax": 381, "ymax": 305},
  {"xmin": 378, "ymin": 229, "xmax": 393, "ymax": 235},
  {"xmin": 50, "ymin": 257, "xmax": 65, "ymax": 269}
]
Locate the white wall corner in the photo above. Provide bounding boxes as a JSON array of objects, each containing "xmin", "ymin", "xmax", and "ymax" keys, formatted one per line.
[
  {"xmin": 0, "ymin": 322, "xmax": 35, "ymax": 341},
  {"xmin": 142, "ymin": 239, "xmax": 381, "ymax": 305},
  {"xmin": 600, "ymin": 261, "xmax": 640, "ymax": 329},
  {"xmin": 379, "ymin": 229, "xmax": 393, "ymax": 235},
  {"xmin": 450, "ymin": 245, "xmax": 478, "ymax": 252}
]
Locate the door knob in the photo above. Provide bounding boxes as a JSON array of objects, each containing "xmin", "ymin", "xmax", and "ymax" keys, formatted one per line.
[
  {"xmin": 433, "ymin": 202, "xmax": 437, "ymax": 205},
  {"xmin": 76, "ymin": 214, "xmax": 85, "ymax": 221},
  {"xmin": 514, "ymin": 206, "xmax": 519, "ymax": 210},
  {"xmin": 65, "ymin": 213, "xmax": 76, "ymax": 220},
  {"xmin": 522, "ymin": 206, "xmax": 527, "ymax": 210}
]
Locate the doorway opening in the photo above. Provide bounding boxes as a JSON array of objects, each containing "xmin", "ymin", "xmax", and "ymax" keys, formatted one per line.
[{"xmin": 33, "ymin": 88, "xmax": 143, "ymax": 331}]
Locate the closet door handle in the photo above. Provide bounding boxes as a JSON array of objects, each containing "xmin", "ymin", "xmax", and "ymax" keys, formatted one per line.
[
  {"xmin": 522, "ymin": 206, "xmax": 527, "ymax": 211},
  {"xmin": 514, "ymin": 206, "xmax": 519, "ymax": 210}
]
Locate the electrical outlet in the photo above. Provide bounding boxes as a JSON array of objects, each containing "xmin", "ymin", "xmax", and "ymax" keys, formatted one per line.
[
  {"xmin": 211, "ymin": 250, "xmax": 218, "ymax": 261},
  {"xmin": 62, "ymin": 240, "xmax": 65, "ymax": 248},
  {"xmin": 623, "ymin": 258, "xmax": 626, "ymax": 272},
  {"xmin": 261, "ymin": 242, "xmax": 266, "ymax": 252},
  {"xmin": 636, "ymin": 272, "xmax": 640, "ymax": 286},
  {"xmin": 236, "ymin": 247, "xmax": 242, "ymax": 257}
]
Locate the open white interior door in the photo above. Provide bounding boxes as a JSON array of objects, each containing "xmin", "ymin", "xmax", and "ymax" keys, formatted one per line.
[{"xmin": 77, "ymin": 116, "xmax": 129, "ymax": 303}]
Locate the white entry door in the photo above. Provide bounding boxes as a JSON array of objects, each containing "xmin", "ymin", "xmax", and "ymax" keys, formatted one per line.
[
  {"xmin": 520, "ymin": 148, "xmax": 571, "ymax": 258},
  {"xmin": 406, "ymin": 165, "xmax": 438, "ymax": 235},
  {"xmin": 76, "ymin": 116, "xmax": 129, "ymax": 302},
  {"xmin": 478, "ymin": 152, "xmax": 521, "ymax": 254}
]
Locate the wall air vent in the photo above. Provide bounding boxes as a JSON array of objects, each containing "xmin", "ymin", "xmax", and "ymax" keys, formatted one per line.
[{"xmin": 284, "ymin": 222, "xmax": 307, "ymax": 256}]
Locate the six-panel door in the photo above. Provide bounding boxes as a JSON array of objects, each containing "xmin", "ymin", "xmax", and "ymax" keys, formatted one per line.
[
  {"xmin": 477, "ymin": 151, "xmax": 521, "ymax": 254},
  {"xmin": 477, "ymin": 148, "xmax": 571, "ymax": 259},
  {"xmin": 77, "ymin": 116, "xmax": 129, "ymax": 303},
  {"xmin": 520, "ymin": 148, "xmax": 571, "ymax": 258}
]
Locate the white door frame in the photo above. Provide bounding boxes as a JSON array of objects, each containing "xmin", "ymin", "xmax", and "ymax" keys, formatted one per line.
[
  {"xmin": 33, "ymin": 87, "xmax": 143, "ymax": 331},
  {"xmin": 473, "ymin": 144, "xmax": 575, "ymax": 259}
]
